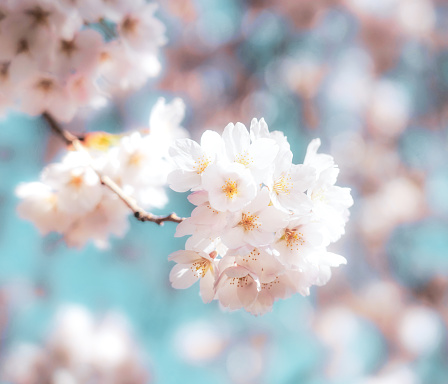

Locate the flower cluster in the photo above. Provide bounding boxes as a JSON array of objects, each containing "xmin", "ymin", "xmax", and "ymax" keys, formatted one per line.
[
  {"xmin": 16, "ymin": 98, "xmax": 187, "ymax": 249},
  {"xmin": 0, "ymin": 0, "xmax": 166, "ymax": 121},
  {"xmin": 0, "ymin": 306, "xmax": 150, "ymax": 384},
  {"xmin": 168, "ymin": 119, "xmax": 353, "ymax": 315}
]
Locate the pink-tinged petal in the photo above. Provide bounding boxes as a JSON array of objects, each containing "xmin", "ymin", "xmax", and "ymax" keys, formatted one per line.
[
  {"xmin": 257, "ymin": 206, "xmax": 288, "ymax": 232},
  {"xmin": 246, "ymin": 229, "xmax": 273, "ymax": 247},
  {"xmin": 236, "ymin": 276, "xmax": 259, "ymax": 308},
  {"xmin": 218, "ymin": 256, "xmax": 237, "ymax": 274},
  {"xmin": 200, "ymin": 271, "xmax": 216, "ymax": 303},
  {"xmin": 174, "ymin": 219, "xmax": 195, "ymax": 237},
  {"xmin": 191, "ymin": 205, "xmax": 223, "ymax": 225},
  {"xmin": 221, "ymin": 227, "xmax": 245, "ymax": 249},
  {"xmin": 187, "ymin": 191, "xmax": 208, "ymax": 206},
  {"xmin": 248, "ymin": 290, "xmax": 275, "ymax": 316},
  {"xmin": 169, "ymin": 264, "xmax": 200, "ymax": 289},
  {"xmin": 224, "ymin": 266, "xmax": 250, "ymax": 278},
  {"xmin": 217, "ymin": 280, "xmax": 242, "ymax": 310},
  {"xmin": 167, "ymin": 169, "xmax": 200, "ymax": 192},
  {"xmin": 48, "ymin": 94, "xmax": 77, "ymax": 123},
  {"xmin": 246, "ymin": 187, "xmax": 271, "ymax": 213},
  {"xmin": 168, "ymin": 250, "xmax": 200, "ymax": 263},
  {"xmin": 185, "ymin": 235, "xmax": 219, "ymax": 255}
]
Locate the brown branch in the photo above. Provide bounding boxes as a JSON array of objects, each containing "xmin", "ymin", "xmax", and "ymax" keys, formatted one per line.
[
  {"xmin": 42, "ymin": 112, "xmax": 185, "ymax": 226},
  {"xmin": 42, "ymin": 112, "xmax": 80, "ymax": 146}
]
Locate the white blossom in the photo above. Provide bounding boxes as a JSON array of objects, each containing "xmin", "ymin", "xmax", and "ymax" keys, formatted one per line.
[{"xmin": 168, "ymin": 118, "xmax": 353, "ymax": 315}]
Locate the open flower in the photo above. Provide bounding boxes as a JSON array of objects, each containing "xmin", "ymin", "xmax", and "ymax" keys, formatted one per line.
[
  {"xmin": 201, "ymin": 162, "xmax": 257, "ymax": 213},
  {"xmin": 168, "ymin": 119, "xmax": 353, "ymax": 315},
  {"xmin": 169, "ymin": 241, "xmax": 219, "ymax": 303},
  {"xmin": 221, "ymin": 188, "xmax": 287, "ymax": 249},
  {"xmin": 167, "ymin": 131, "xmax": 224, "ymax": 192}
]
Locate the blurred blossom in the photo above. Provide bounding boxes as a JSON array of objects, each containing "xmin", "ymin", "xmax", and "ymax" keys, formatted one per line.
[
  {"xmin": 398, "ymin": 306, "xmax": 444, "ymax": 356},
  {"xmin": 1, "ymin": 0, "xmax": 448, "ymax": 383},
  {"xmin": 226, "ymin": 343, "xmax": 263, "ymax": 384},
  {"xmin": 359, "ymin": 363, "xmax": 420, "ymax": 384},
  {"xmin": 0, "ymin": 305, "xmax": 150, "ymax": 384},
  {"xmin": 173, "ymin": 321, "xmax": 228, "ymax": 364},
  {"xmin": 360, "ymin": 177, "xmax": 425, "ymax": 247}
]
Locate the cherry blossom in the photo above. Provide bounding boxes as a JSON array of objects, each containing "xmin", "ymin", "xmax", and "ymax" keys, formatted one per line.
[
  {"xmin": 0, "ymin": 0, "xmax": 167, "ymax": 122},
  {"xmin": 169, "ymin": 239, "xmax": 219, "ymax": 304},
  {"xmin": 167, "ymin": 131, "xmax": 224, "ymax": 192},
  {"xmin": 16, "ymin": 98, "xmax": 187, "ymax": 248},
  {"xmin": 168, "ymin": 118, "xmax": 353, "ymax": 315}
]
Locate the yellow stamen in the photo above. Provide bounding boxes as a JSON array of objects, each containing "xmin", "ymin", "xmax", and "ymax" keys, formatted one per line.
[
  {"xmin": 282, "ymin": 228, "xmax": 305, "ymax": 251},
  {"xmin": 235, "ymin": 152, "xmax": 253, "ymax": 167},
  {"xmin": 273, "ymin": 175, "xmax": 292, "ymax": 195},
  {"xmin": 190, "ymin": 259, "xmax": 211, "ymax": 278},
  {"xmin": 194, "ymin": 155, "xmax": 211, "ymax": 174},
  {"xmin": 311, "ymin": 188, "xmax": 326, "ymax": 202},
  {"xmin": 222, "ymin": 179, "xmax": 238, "ymax": 199},
  {"xmin": 239, "ymin": 212, "xmax": 260, "ymax": 231}
]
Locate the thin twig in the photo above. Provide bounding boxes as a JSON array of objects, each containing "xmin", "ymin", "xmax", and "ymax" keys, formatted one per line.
[
  {"xmin": 42, "ymin": 112, "xmax": 185, "ymax": 226},
  {"xmin": 43, "ymin": 112, "xmax": 80, "ymax": 146}
]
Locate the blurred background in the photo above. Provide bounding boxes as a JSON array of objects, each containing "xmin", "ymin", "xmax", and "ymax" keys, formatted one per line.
[{"xmin": 1, "ymin": 0, "xmax": 448, "ymax": 383}]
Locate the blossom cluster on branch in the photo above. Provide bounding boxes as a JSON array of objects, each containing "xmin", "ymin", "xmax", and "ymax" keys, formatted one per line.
[
  {"xmin": 0, "ymin": 0, "xmax": 165, "ymax": 121},
  {"xmin": 168, "ymin": 119, "xmax": 353, "ymax": 315},
  {"xmin": 16, "ymin": 98, "xmax": 187, "ymax": 249}
]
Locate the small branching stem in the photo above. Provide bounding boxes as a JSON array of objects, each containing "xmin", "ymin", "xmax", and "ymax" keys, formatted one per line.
[{"xmin": 42, "ymin": 112, "xmax": 184, "ymax": 226}]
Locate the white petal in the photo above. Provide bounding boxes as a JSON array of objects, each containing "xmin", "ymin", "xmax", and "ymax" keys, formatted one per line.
[
  {"xmin": 200, "ymin": 271, "xmax": 216, "ymax": 303},
  {"xmin": 168, "ymin": 250, "xmax": 201, "ymax": 263},
  {"xmin": 167, "ymin": 169, "xmax": 200, "ymax": 192},
  {"xmin": 169, "ymin": 264, "xmax": 199, "ymax": 289}
]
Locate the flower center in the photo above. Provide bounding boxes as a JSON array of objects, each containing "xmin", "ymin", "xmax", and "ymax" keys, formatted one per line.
[
  {"xmin": 69, "ymin": 174, "xmax": 84, "ymax": 189},
  {"xmin": 235, "ymin": 151, "xmax": 253, "ymax": 167},
  {"xmin": 60, "ymin": 39, "xmax": 77, "ymax": 57},
  {"xmin": 35, "ymin": 78, "xmax": 54, "ymax": 93},
  {"xmin": 230, "ymin": 275, "xmax": 252, "ymax": 288},
  {"xmin": 25, "ymin": 6, "xmax": 51, "ymax": 27},
  {"xmin": 261, "ymin": 277, "xmax": 280, "ymax": 290},
  {"xmin": 239, "ymin": 213, "xmax": 259, "ymax": 231},
  {"xmin": 191, "ymin": 259, "xmax": 211, "ymax": 278},
  {"xmin": 273, "ymin": 175, "xmax": 292, "ymax": 195},
  {"xmin": 122, "ymin": 15, "xmax": 139, "ymax": 35},
  {"xmin": 283, "ymin": 228, "xmax": 305, "ymax": 251},
  {"xmin": 194, "ymin": 155, "xmax": 211, "ymax": 174},
  {"xmin": 311, "ymin": 188, "xmax": 326, "ymax": 202},
  {"xmin": 128, "ymin": 151, "xmax": 144, "ymax": 166},
  {"xmin": 222, "ymin": 179, "xmax": 238, "ymax": 199}
]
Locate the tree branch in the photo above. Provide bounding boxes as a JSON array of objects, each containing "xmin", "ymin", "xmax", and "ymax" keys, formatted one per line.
[{"xmin": 42, "ymin": 112, "xmax": 185, "ymax": 226}]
